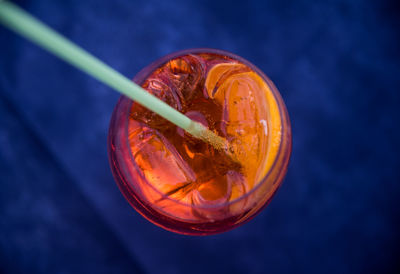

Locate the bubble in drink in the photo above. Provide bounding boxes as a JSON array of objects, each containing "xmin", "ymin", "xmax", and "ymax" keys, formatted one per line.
[{"xmin": 108, "ymin": 49, "xmax": 291, "ymax": 235}]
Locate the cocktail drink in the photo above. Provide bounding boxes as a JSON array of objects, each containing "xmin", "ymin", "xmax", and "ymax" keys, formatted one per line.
[
  {"xmin": 108, "ymin": 49, "xmax": 291, "ymax": 235},
  {"xmin": 0, "ymin": 2, "xmax": 289, "ymax": 235}
]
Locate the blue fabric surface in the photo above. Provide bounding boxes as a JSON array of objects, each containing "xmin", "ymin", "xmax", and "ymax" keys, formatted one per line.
[{"xmin": 0, "ymin": 0, "xmax": 399, "ymax": 273}]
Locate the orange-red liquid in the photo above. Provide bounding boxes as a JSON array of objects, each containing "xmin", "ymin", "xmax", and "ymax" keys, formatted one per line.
[{"xmin": 126, "ymin": 52, "xmax": 281, "ymax": 224}]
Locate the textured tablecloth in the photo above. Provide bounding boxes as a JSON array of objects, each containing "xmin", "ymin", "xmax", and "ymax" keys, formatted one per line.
[{"xmin": 0, "ymin": 0, "xmax": 399, "ymax": 273}]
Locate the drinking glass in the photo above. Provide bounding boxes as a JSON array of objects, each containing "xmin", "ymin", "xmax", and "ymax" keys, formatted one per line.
[{"xmin": 108, "ymin": 49, "xmax": 291, "ymax": 235}]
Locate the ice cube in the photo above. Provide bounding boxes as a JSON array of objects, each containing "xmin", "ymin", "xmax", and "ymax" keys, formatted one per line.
[
  {"xmin": 130, "ymin": 77, "xmax": 182, "ymax": 130},
  {"xmin": 131, "ymin": 127, "xmax": 196, "ymax": 198},
  {"xmin": 227, "ymin": 170, "xmax": 250, "ymax": 215},
  {"xmin": 190, "ymin": 175, "xmax": 232, "ymax": 220},
  {"xmin": 165, "ymin": 55, "xmax": 205, "ymax": 107}
]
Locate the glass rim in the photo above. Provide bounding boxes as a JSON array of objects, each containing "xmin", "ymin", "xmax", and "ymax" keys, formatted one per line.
[{"xmin": 123, "ymin": 48, "xmax": 291, "ymax": 210}]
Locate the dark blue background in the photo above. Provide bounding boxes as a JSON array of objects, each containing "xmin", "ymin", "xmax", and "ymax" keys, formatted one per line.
[{"xmin": 1, "ymin": 0, "xmax": 399, "ymax": 273}]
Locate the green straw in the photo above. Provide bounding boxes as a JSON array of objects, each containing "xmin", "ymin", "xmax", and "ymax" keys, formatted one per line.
[{"xmin": 0, "ymin": 0, "xmax": 227, "ymax": 151}]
